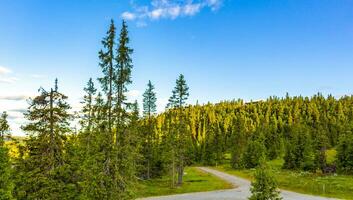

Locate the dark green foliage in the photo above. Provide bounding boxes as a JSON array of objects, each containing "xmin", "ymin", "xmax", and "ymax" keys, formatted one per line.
[
  {"xmin": 114, "ymin": 20, "xmax": 133, "ymax": 138},
  {"xmin": 115, "ymin": 20, "xmax": 133, "ymax": 92},
  {"xmin": 153, "ymin": 93, "xmax": 353, "ymax": 174},
  {"xmin": 0, "ymin": 146, "xmax": 13, "ymax": 200},
  {"xmin": 14, "ymin": 80, "xmax": 73, "ymax": 199},
  {"xmin": 0, "ymin": 112, "xmax": 10, "ymax": 141},
  {"xmin": 337, "ymin": 130, "xmax": 353, "ymax": 174},
  {"xmin": 81, "ymin": 78, "xmax": 97, "ymax": 132},
  {"xmin": 0, "ymin": 112, "xmax": 13, "ymax": 200},
  {"xmin": 141, "ymin": 81, "xmax": 158, "ymax": 179},
  {"xmin": 143, "ymin": 80, "xmax": 157, "ymax": 117},
  {"xmin": 249, "ymin": 161, "xmax": 282, "ymax": 200},
  {"xmin": 243, "ymin": 133, "xmax": 266, "ymax": 169},
  {"xmin": 98, "ymin": 19, "xmax": 116, "ymax": 133},
  {"xmin": 166, "ymin": 74, "xmax": 190, "ymax": 185},
  {"xmin": 283, "ymin": 125, "xmax": 315, "ymax": 171},
  {"xmin": 77, "ymin": 19, "xmax": 137, "ymax": 200},
  {"xmin": 167, "ymin": 74, "xmax": 189, "ymax": 109}
]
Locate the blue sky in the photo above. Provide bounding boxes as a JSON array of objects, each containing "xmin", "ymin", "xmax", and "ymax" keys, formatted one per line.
[{"xmin": 0, "ymin": 0, "xmax": 353, "ymax": 135}]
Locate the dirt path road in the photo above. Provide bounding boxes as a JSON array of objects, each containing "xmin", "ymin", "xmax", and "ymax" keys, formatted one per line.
[{"xmin": 140, "ymin": 167, "xmax": 337, "ymax": 200}]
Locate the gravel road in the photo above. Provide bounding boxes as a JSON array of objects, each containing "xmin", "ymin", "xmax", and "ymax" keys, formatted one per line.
[{"xmin": 140, "ymin": 167, "xmax": 337, "ymax": 200}]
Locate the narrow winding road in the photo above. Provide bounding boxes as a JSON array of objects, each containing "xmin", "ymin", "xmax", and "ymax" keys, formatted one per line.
[{"xmin": 141, "ymin": 167, "xmax": 336, "ymax": 200}]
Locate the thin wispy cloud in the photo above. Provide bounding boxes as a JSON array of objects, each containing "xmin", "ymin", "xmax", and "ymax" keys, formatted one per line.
[
  {"xmin": 6, "ymin": 111, "xmax": 24, "ymax": 120},
  {"xmin": 126, "ymin": 89, "xmax": 141, "ymax": 98},
  {"xmin": 0, "ymin": 65, "xmax": 18, "ymax": 84},
  {"xmin": 122, "ymin": 11, "xmax": 137, "ymax": 21},
  {"xmin": 8, "ymin": 108, "xmax": 27, "ymax": 113},
  {"xmin": 122, "ymin": 0, "xmax": 223, "ymax": 25},
  {"xmin": 30, "ymin": 74, "xmax": 46, "ymax": 79},
  {"xmin": 0, "ymin": 66, "xmax": 12, "ymax": 75},
  {"xmin": 0, "ymin": 95, "xmax": 29, "ymax": 101},
  {"xmin": 0, "ymin": 77, "xmax": 19, "ymax": 84}
]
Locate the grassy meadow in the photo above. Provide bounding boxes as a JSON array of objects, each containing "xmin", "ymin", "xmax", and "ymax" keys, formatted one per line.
[
  {"xmin": 135, "ymin": 167, "xmax": 233, "ymax": 198},
  {"xmin": 213, "ymin": 159, "xmax": 353, "ymax": 200}
]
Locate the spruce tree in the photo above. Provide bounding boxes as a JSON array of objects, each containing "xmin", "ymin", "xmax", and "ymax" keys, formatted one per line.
[
  {"xmin": 114, "ymin": 20, "xmax": 134, "ymax": 145},
  {"xmin": 167, "ymin": 74, "xmax": 189, "ymax": 109},
  {"xmin": 0, "ymin": 112, "xmax": 13, "ymax": 200},
  {"xmin": 283, "ymin": 125, "xmax": 315, "ymax": 171},
  {"xmin": 92, "ymin": 92, "xmax": 107, "ymax": 129},
  {"xmin": 113, "ymin": 20, "xmax": 136, "ymax": 198},
  {"xmin": 83, "ymin": 20, "xmax": 136, "ymax": 200},
  {"xmin": 143, "ymin": 80, "xmax": 157, "ymax": 118},
  {"xmin": 336, "ymin": 131, "xmax": 353, "ymax": 174},
  {"xmin": 167, "ymin": 74, "xmax": 190, "ymax": 185},
  {"xmin": 81, "ymin": 78, "xmax": 97, "ymax": 132},
  {"xmin": 249, "ymin": 161, "xmax": 282, "ymax": 200},
  {"xmin": 15, "ymin": 79, "xmax": 72, "ymax": 199},
  {"xmin": 243, "ymin": 133, "xmax": 267, "ymax": 169},
  {"xmin": 98, "ymin": 19, "xmax": 116, "ymax": 134},
  {"xmin": 0, "ymin": 112, "xmax": 10, "ymax": 140},
  {"xmin": 142, "ymin": 80, "xmax": 157, "ymax": 179}
]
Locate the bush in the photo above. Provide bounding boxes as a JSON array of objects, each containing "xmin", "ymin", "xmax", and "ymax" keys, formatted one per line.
[
  {"xmin": 243, "ymin": 136, "xmax": 266, "ymax": 169},
  {"xmin": 249, "ymin": 160, "xmax": 282, "ymax": 200}
]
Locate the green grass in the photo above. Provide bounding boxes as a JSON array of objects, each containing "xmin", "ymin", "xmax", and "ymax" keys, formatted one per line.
[
  {"xmin": 135, "ymin": 167, "xmax": 233, "ymax": 198},
  {"xmin": 212, "ymin": 160, "xmax": 353, "ymax": 200}
]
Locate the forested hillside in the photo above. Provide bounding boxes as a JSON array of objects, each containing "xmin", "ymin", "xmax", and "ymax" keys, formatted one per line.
[
  {"xmin": 1, "ymin": 19, "xmax": 353, "ymax": 200},
  {"xmin": 151, "ymin": 94, "xmax": 353, "ymax": 172}
]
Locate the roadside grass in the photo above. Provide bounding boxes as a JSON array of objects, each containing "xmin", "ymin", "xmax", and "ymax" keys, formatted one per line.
[
  {"xmin": 212, "ymin": 159, "xmax": 353, "ymax": 200},
  {"xmin": 135, "ymin": 167, "xmax": 234, "ymax": 198}
]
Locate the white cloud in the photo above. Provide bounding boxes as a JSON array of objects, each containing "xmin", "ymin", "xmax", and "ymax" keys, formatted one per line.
[
  {"xmin": 30, "ymin": 74, "xmax": 46, "ymax": 79},
  {"xmin": 0, "ymin": 95, "xmax": 29, "ymax": 136},
  {"xmin": 7, "ymin": 111, "xmax": 24, "ymax": 120},
  {"xmin": 0, "ymin": 66, "xmax": 18, "ymax": 84},
  {"xmin": 8, "ymin": 108, "xmax": 27, "ymax": 113},
  {"xmin": 126, "ymin": 89, "xmax": 141, "ymax": 98},
  {"xmin": 206, "ymin": 0, "xmax": 222, "ymax": 10},
  {"xmin": 0, "ymin": 77, "xmax": 18, "ymax": 84},
  {"xmin": 136, "ymin": 21, "xmax": 148, "ymax": 27},
  {"xmin": 0, "ymin": 95, "xmax": 29, "ymax": 101},
  {"xmin": 183, "ymin": 3, "xmax": 202, "ymax": 16},
  {"xmin": 121, "ymin": 0, "xmax": 223, "ymax": 25},
  {"xmin": 122, "ymin": 11, "xmax": 137, "ymax": 20},
  {"xmin": 0, "ymin": 66, "xmax": 11, "ymax": 75},
  {"xmin": 169, "ymin": 6, "xmax": 181, "ymax": 19},
  {"xmin": 149, "ymin": 8, "xmax": 164, "ymax": 20}
]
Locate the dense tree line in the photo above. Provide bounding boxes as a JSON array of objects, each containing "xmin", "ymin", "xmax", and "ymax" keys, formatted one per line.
[{"xmin": 148, "ymin": 94, "xmax": 353, "ymax": 175}]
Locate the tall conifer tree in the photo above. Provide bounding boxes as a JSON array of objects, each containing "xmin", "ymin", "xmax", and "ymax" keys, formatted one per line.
[
  {"xmin": 167, "ymin": 74, "xmax": 189, "ymax": 185},
  {"xmin": 81, "ymin": 78, "xmax": 97, "ymax": 132},
  {"xmin": 114, "ymin": 20, "xmax": 134, "ymax": 145},
  {"xmin": 142, "ymin": 80, "xmax": 157, "ymax": 179},
  {"xmin": 98, "ymin": 20, "xmax": 116, "ymax": 134},
  {"xmin": 15, "ymin": 79, "xmax": 72, "ymax": 199}
]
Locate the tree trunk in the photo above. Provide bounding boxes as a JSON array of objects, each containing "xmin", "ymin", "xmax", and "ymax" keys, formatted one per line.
[
  {"xmin": 147, "ymin": 160, "xmax": 150, "ymax": 179},
  {"xmin": 172, "ymin": 150, "xmax": 175, "ymax": 188},
  {"xmin": 177, "ymin": 164, "xmax": 183, "ymax": 186},
  {"xmin": 49, "ymin": 89, "xmax": 55, "ymax": 170}
]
